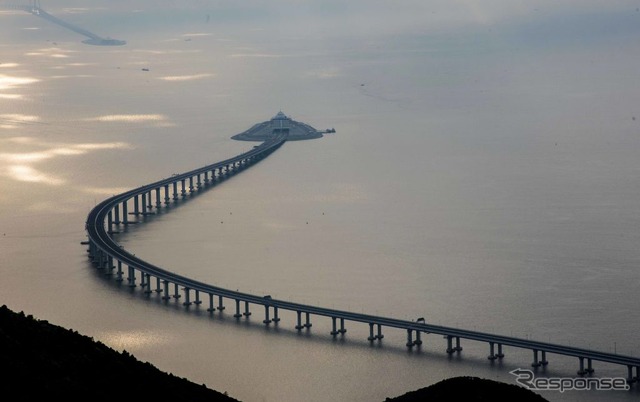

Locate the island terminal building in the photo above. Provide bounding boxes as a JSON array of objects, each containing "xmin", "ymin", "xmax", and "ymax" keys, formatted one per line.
[{"xmin": 231, "ymin": 111, "xmax": 335, "ymax": 142}]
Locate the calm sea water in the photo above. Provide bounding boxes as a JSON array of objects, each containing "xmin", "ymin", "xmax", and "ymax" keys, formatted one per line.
[{"xmin": 1, "ymin": 2, "xmax": 640, "ymax": 401}]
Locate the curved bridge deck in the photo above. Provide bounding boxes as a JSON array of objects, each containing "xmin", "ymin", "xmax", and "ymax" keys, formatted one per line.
[{"xmin": 85, "ymin": 132, "xmax": 640, "ymax": 384}]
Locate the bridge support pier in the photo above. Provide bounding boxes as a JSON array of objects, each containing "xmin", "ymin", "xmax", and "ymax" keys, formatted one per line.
[
  {"xmin": 295, "ymin": 311, "xmax": 303, "ymax": 330},
  {"xmin": 172, "ymin": 283, "xmax": 181, "ymax": 299},
  {"xmin": 217, "ymin": 295, "xmax": 225, "ymax": 311},
  {"xmin": 368, "ymin": 323, "xmax": 375, "ymax": 341},
  {"xmin": 331, "ymin": 317, "xmax": 338, "ymax": 336},
  {"xmin": 532, "ymin": 350, "xmax": 541, "ymax": 367},
  {"xmin": 446, "ymin": 335, "xmax": 454, "ymax": 354},
  {"xmin": 155, "ymin": 277, "xmax": 162, "ymax": 293},
  {"xmin": 376, "ymin": 324, "xmax": 384, "ymax": 340},
  {"xmin": 263, "ymin": 305, "xmax": 271, "ymax": 324},
  {"xmin": 116, "ymin": 260, "xmax": 123, "ymax": 282},
  {"xmin": 339, "ymin": 318, "xmax": 346, "ymax": 334},
  {"xmin": 578, "ymin": 357, "xmax": 586, "ymax": 375},
  {"xmin": 156, "ymin": 188, "xmax": 161, "ymax": 208},
  {"xmin": 134, "ymin": 195, "xmax": 140, "ymax": 216},
  {"xmin": 627, "ymin": 366, "xmax": 636, "ymax": 384},
  {"xmin": 234, "ymin": 300, "xmax": 242, "ymax": 318},
  {"xmin": 106, "ymin": 255, "xmax": 113, "ymax": 275},
  {"xmin": 122, "ymin": 201, "xmax": 128, "ymax": 224},
  {"xmin": 164, "ymin": 185, "xmax": 170, "ymax": 205},
  {"xmin": 189, "ymin": 177, "xmax": 194, "ymax": 193},
  {"xmin": 243, "ymin": 301, "xmax": 251, "ymax": 317},
  {"xmin": 272, "ymin": 307, "xmax": 280, "ymax": 323},
  {"xmin": 162, "ymin": 280, "xmax": 170, "ymax": 300},
  {"xmin": 127, "ymin": 266, "xmax": 136, "ymax": 287},
  {"xmin": 304, "ymin": 312, "xmax": 312, "ymax": 328},
  {"xmin": 196, "ymin": 174, "xmax": 202, "ymax": 189},
  {"xmin": 635, "ymin": 366, "xmax": 640, "ymax": 383},
  {"xmin": 143, "ymin": 273, "xmax": 152, "ymax": 294},
  {"xmin": 207, "ymin": 294, "xmax": 215, "ymax": 312},
  {"xmin": 107, "ymin": 211, "xmax": 113, "ymax": 232},
  {"xmin": 141, "ymin": 193, "xmax": 147, "ymax": 215},
  {"xmin": 114, "ymin": 204, "xmax": 120, "ymax": 224},
  {"xmin": 414, "ymin": 331, "xmax": 422, "ymax": 346},
  {"xmin": 183, "ymin": 287, "xmax": 192, "ymax": 306},
  {"xmin": 496, "ymin": 343, "xmax": 504, "ymax": 358},
  {"xmin": 194, "ymin": 290, "xmax": 201, "ymax": 305},
  {"xmin": 181, "ymin": 179, "xmax": 186, "ymax": 198},
  {"xmin": 173, "ymin": 182, "xmax": 179, "ymax": 200},
  {"xmin": 406, "ymin": 329, "xmax": 414, "ymax": 348},
  {"xmin": 488, "ymin": 342, "xmax": 497, "ymax": 360}
]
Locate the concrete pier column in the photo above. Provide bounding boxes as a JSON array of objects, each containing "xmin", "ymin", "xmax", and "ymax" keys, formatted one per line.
[
  {"xmin": 295, "ymin": 311, "xmax": 303, "ymax": 330},
  {"xmin": 116, "ymin": 260, "xmax": 123, "ymax": 282},
  {"xmin": 156, "ymin": 188, "xmax": 161, "ymax": 208},
  {"xmin": 196, "ymin": 174, "xmax": 202, "ymax": 189},
  {"xmin": 243, "ymin": 301, "xmax": 251, "ymax": 317},
  {"xmin": 541, "ymin": 351, "xmax": 548, "ymax": 366},
  {"xmin": 114, "ymin": 204, "xmax": 120, "ymax": 224},
  {"xmin": 141, "ymin": 193, "xmax": 147, "ymax": 215},
  {"xmin": 146, "ymin": 191, "xmax": 152, "ymax": 209},
  {"xmin": 488, "ymin": 342, "xmax": 497, "ymax": 360},
  {"xmin": 367, "ymin": 323, "xmax": 375, "ymax": 341},
  {"xmin": 194, "ymin": 290, "xmax": 201, "ymax": 305},
  {"xmin": 143, "ymin": 274, "xmax": 152, "ymax": 294},
  {"xmin": 105, "ymin": 255, "xmax": 113, "ymax": 275},
  {"xmin": 97, "ymin": 249, "xmax": 103, "ymax": 268},
  {"xmin": 181, "ymin": 179, "xmax": 186, "ymax": 197},
  {"xmin": 217, "ymin": 295, "xmax": 225, "ymax": 311},
  {"xmin": 122, "ymin": 200, "xmax": 128, "ymax": 224},
  {"xmin": 173, "ymin": 182, "xmax": 179, "ymax": 200},
  {"xmin": 273, "ymin": 307, "xmax": 280, "ymax": 323},
  {"xmin": 139, "ymin": 272, "xmax": 147, "ymax": 287},
  {"xmin": 586, "ymin": 358, "xmax": 594, "ymax": 373},
  {"xmin": 531, "ymin": 350, "xmax": 541, "ymax": 367},
  {"xmin": 376, "ymin": 324, "xmax": 384, "ymax": 340},
  {"xmin": 455, "ymin": 337, "xmax": 463, "ymax": 352},
  {"xmin": 304, "ymin": 312, "xmax": 312, "ymax": 328},
  {"xmin": 189, "ymin": 176, "xmax": 194, "ymax": 192},
  {"xmin": 406, "ymin": 329, "xmax": 414, "ymax": 348},
  {"xmin": 635, "ymin": 366, "xmax": 640, "ymax": 383},
  {"xmin": 155, "ymin": 277, "xmax": 162, "ymax": 293},
  {"xmin": 173, "ymin": 283, "xmax": 181, "ymax": 299},
  {"xmin": 183, "ymin": 287, "xmax": 192, "ymax": 306},
  {"xmin": 107, "ymin": 210, "xmax": 113, "ymax": 230},
  {"xmin": 164, "ymin": 185, "xmax": 170, "ymax": 204},
  {"xmin": 207, "ymin": 294, "xmax": 215, "ymax": 312},
  {"xmin": 127, "ymin": 266, "xmax": 136, "ymax": 287},
  {"xmin": 234, "ymin": 300, "xmax": 242, "ymax": 318},
  {"xmin": 339, "ymin": 318, "xmax": 346, "ymax": 334},
  {"xmin": 414, "ymin": 331, "xmax": 422, "ymax": 346},
  {"xmin": 496, "ymin": 343, "xmax": 504, "ymax": 358},
  {"xmin": 330, "ymin": 317, "xmax": 338, "ymax": 336},
  {"xmin": 134, "ymin": 195, "xmax": 139, "ymax": 215},
  {"xmin": 446, "ymin": 335, "xmax": 454, "ymax": 354},
  {"xmin": 204, "ymin": 171, "xmax": 209, "ymax": 183},
  {"xmin": 577, "ymin": 357, "xmax": 586, "ymax": 375},
  {"xmin": 263, "ymin": 305, "xmax": 271, "ymax": 324},
  {"xmin": 627, "ymin": 366, "xmax": 635, "ymax": 384},
  {"xmin": 162, "ymin": 280, "xmax": 170, "ymax": 300}
]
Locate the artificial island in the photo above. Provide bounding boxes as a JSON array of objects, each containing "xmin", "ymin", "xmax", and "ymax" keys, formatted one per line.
[{"xmin": 232, "ymin": 111, "xmax": 335, "ymax": 142}]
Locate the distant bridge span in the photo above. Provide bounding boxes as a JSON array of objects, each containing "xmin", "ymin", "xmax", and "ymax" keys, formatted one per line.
[
  {"xmin": 3, "ymin": 2, "xmax": 125, "ymax": 45},
  {"xmin": 85, "ymin": 127, "xmax": 640, "ymax": 385}
]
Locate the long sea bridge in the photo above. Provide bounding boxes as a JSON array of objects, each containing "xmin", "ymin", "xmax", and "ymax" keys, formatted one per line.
[{"xmin": 84, "ymin": 122, "xmax": 640, "ymax": 385}]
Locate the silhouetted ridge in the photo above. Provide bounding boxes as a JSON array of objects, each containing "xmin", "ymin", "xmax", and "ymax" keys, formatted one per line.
[
  {"xmin": 0, "ymin": 305, "xmax": 236, "ymax": 401},
  {"xmin": 385, "ymin": 376, "xmax": 549, "ymax": 402}
]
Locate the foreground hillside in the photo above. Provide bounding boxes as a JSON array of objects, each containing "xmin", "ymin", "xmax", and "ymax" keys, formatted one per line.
[
  {"xmin": 1, "ymin": 304, "xmax": 548, "ymax": 401},
  {"xmin": 0, "ymin": 305, "xmax": 237, "ymax": 401},
  {"xmin": 386, "ymin": 376, "xmax": 549, "ymax": 402}
]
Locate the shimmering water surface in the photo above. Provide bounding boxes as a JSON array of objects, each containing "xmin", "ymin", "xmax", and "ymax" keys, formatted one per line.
[{"xmin": 1, "ymin": 2, "xmax": 640, "ymax": 401}]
